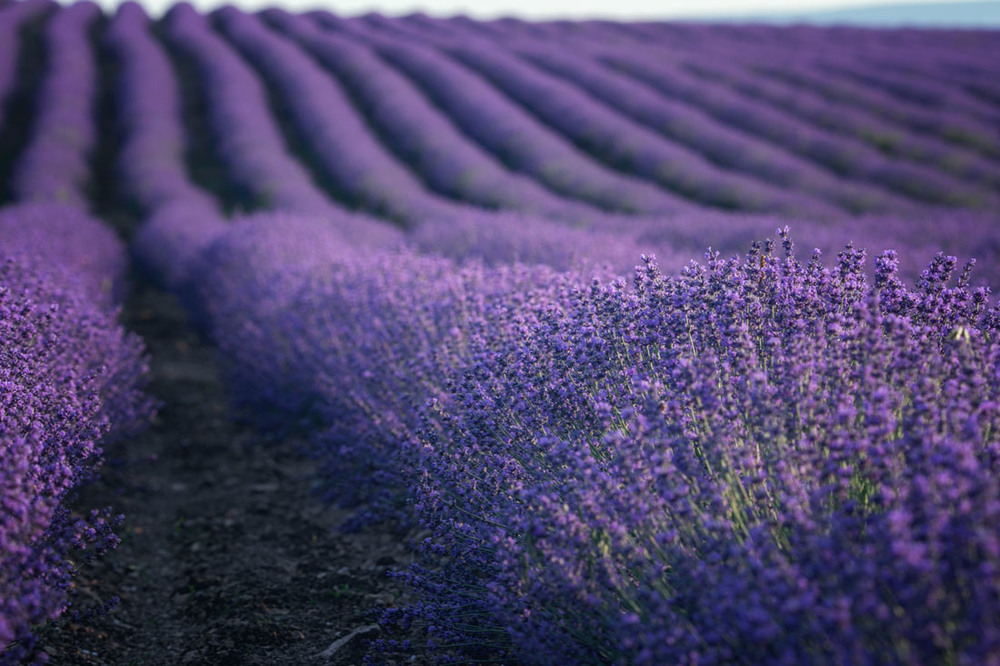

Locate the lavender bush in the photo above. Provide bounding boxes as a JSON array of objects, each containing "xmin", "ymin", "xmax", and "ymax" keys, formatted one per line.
[
  {"xmin": 744, "ymin": 56, "xmax": 999, "ymax": 160},
  {"xmin": 386, "ymin": 230, "xmax": 1000, "ymax": 665},
  {"xmin": 167, "ymin": 199, "xmax": 1000, "ymax": 665},
  {"xmin": 405, "ymin": 16, "xmax": 1000, "ymax": 209},
  {"xmin": 0, "ymin": 203, "xmax": 153, "ymax": 664},
  {"xmin": 595, "ymin": 53, "xmax": 993, "ymax": 209},
  {"xmin": 181, "ymin": 212, "xmax": 563, "ymax": 524},
  {"xmin": 501, "ymin": 41, "xmax": 915, "ymax": 215},
  {"xmin": 676, "ymin": 57, "xmax": 1000, "ymax": 193},
  {"xmin": 0, "ymin": 8, "xmax": 990, "ymax": 665}
]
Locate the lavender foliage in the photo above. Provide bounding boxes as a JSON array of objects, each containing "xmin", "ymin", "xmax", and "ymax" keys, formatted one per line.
[
  {"xmin": 391, "ymin": 231, "xmax": 1000, "ymax": 665},
  {"xmin": 263, "ymin": 9, "xmax": 593, "ymax": 220},
  {"xmin": 0, "ymin": 203, "xmax": 153, "ymax": 663},
  {"xmin": 0, "ymin": 9, "xmax": 991, "ymax": 666},
  {"xmin": 103, "ymin": 1, "xmax": 220, "ymax": 217},
  {"xmin": 600, "ymin": 53, "xmax": 994, "ymax": 209}
]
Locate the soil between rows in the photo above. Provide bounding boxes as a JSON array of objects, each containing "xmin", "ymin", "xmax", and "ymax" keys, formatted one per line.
[{"xmin": 39, "ymin": 276, "xmax": 420, "ymax": 665}]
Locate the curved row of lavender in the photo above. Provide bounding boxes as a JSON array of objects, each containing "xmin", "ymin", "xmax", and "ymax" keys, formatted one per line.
[
  {"xmin": 103, "ymin": 0, "xmax": 227, "ymax": 289},
  {"xmin": 0, "ymin": 0, "xmax": 50, "ymax": 133},
  {"xmin": 105, "ymin": 8, "xmax": 1000, "ymax": 664},
  {"xmin": 261, "ymin": 8, "xmax": 594, "ymax": 219},
  {"xmin": 657, "ymin": 26, "xmax": 1000, "ymax": 161},
  {"xmin": 104, "ymin": 1, "xmax": 219, "ymax": 218},
  {"xmin": 103, "ymin": 2, "xmax": 636, "ymax": 287},
  {"xmin": 0, "ymin": 204, "xmax": 153, "ymax": 664},
  {"xmin": 557, "ymin": 18, "xmax": 1000, "ymax": 179},
  {"xmin": 353, "ymin": 16, "xmax": 850, "ymax": 217},
  {"xmin": 316, "ymin": 14, "xmax": 698, "ymax": 215},
  {"xmin": 213, "ymin": 6, "xmax": 465, "ymax": 224},
  {"xmin": 797, "ymin": 48, "xmax": 998, "ymax": 128},
  {"xmin": 121, "ymin": 1, "xmax": 401, "ymax": 290},
  {"xmin": 512, "ymin": 35, "xmax": 999, "ymax": 209},
  {"xmin": 158, "ymin": 2, "xmax": 339, "ymax": 217},
  {"xmin": 678, "ymin": 32, "xmax": 1000, "ymax": 159},
  {"xmin": 674, "ymin": 57, "xmax": 1000, "ymax": 193},
  {"xmin": 3, "ymin": 3, "xmax": 1000, "ymax": 663},
  {"xmin": 358, "ymin": 13, "xmax": 1000, "ymax": 211},
  {"xmin": 602, "ymin": 21, "xmax": 1000, "ymax": 131},
  {"xmin": 9, "ymin": 1, "xmax": 100, "ymax": 207},
  {"xmin": 435, "ymin": 13, "xmax": 1000, "ymax": 161},
  {"xmin": 507, "ymin": 17, "xmax": 1000, "ymax": 191},
  {"xmin": 480, "ymin": 36, "xmax": 919, "ymax": 215}
]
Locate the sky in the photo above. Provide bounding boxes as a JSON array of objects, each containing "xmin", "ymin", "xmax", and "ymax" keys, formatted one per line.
[{"xmin": 100, "ymin": 0, "xmax": 994, "ymax": 21}]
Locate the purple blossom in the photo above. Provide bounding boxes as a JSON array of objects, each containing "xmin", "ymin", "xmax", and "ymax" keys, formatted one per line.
[{"xmin": 1, "ymin": 203, "xmax": 153, "ymax": 663}]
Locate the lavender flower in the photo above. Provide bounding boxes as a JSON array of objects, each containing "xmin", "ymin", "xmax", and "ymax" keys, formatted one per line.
[{"xmin": 1, "ymin": 203, "xmax": 153, "ymax": 664}]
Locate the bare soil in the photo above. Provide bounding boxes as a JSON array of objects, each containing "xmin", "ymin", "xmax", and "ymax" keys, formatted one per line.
[{"xmin": 38, "ymin": 277, "xmax": 419, "ymax": 665}]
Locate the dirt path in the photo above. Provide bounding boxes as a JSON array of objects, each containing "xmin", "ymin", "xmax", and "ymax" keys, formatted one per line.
[{"xmin": 39, "ymin": 277, "xmax": 416, "ymax": 665}]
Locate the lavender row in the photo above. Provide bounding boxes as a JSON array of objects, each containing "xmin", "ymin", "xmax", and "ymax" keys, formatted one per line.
[
  {"xmin": 440, "ymin": 23, "xmax": 920, "ymax": 215},
  {"xmin": 396, "ymin": 233, "xmax": 1000, "ymax": 665},
  {"xmin": 928, "ymin": 61, "xmax": 1000, "ymax": 108},
  {"xmin": 593, "ymin": 51, "xmax": 993, "ymax": 208},
  {"xmin": 263, "ymin": 9, "xmax": 594, "ymax": 219},
  {"xmin": 10, "ymin": 1, "xmax": 101, "ymax": 208},
  {"xmin": 565, "ymin": 21, "xmax": 1000, "ymax": 162},
  {"xmin": 103, "ymin": 1, "xmax": 218, "ymax": 216},
  {"xmin": 378, "ymin": 19, "xmax": 841, "ymax": 217},
  {"xmin": 667, "ymin": 27, "xmax": 1000, "ymax": 163},
  {"xmin": 313, "ymin": 14, "xmax": 697, "ymax": 215},
  {"xmin": 812, "ymin": 41, "xmax": 1000, "ymax": 119},
  {"xmin": 734, "ymin": 32, "xmax": 1000, "ymax": 152},
  {"xmin": 0, "ymin": 0, "xmax": 50, "ymax": 132},
  {"xmin": 732, "ymin": 31, "xmax": 1000, "ymax": 129},
  {"xmin": 425, "ymin": 17, "xmax": 997, "ymax": 209},
  {"xmin": 824, "ymin": 58, "xmax": 1000, "ymax": 128},
  {"xmin": 678, "ymin": 58, "xmax": 1000, "ymax": 194},
  {"xmin": 178, "ymin": 207, "xmax": 1000, "ymax": 664},
  {"xmin": 214, "ymin": 7, "xmax": 463, "ymax": 224},
  {"xmin": 102, "ymin": 1, "xmax": 228, "ymax": 290},
  {"xmin": 614, "ymin": 18, "xmax": 1000, "ymax": 183},
  {"xmin": 1, "ymin": 203, "xmax": 153, "ymax": 664},
  {"xmin": 748, "ymin": 57, "xmax": 1000, "ymax": 161},
  {"xmin": 710, "ymin": 27, "xmax": 1000, "ymax": 153},
  {"xmin": 104, "ymin": 2, "xmax": 397, "ymax": 296},
  {"xmin": 159, "ymin": 3, "xmax": 339, "ymax": 216},
  {"xmin": 485, "ymin": 19, "xmax": 1000, "ymax": 207}
]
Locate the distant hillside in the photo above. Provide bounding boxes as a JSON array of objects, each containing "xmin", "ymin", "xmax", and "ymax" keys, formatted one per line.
[{"xmin": 758, "ymin": 1, "xmax": 1000, "ymax": 27}]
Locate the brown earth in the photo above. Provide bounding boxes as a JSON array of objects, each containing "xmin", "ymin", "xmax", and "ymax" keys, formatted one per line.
[{"xmin": 37, "ymin": 276, "xmax": 421, "ymax": 665}]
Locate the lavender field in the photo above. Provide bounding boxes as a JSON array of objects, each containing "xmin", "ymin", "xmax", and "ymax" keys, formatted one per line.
[{"xmin": 2, "ymin": 0, "xmax": 1000, "ymax": 663}]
